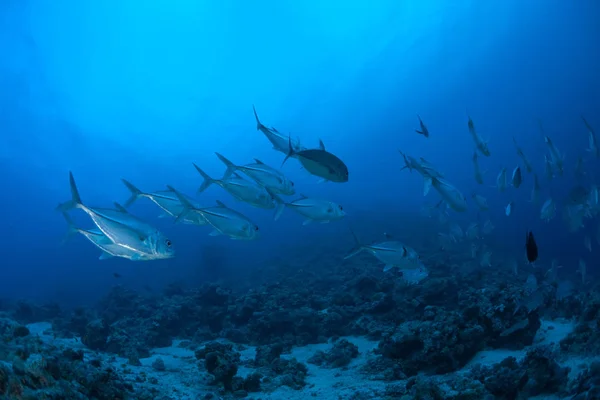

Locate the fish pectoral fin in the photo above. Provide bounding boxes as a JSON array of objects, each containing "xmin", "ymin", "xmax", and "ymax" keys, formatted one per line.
[
  {"xmin": 302, "ymin": 219, "xmax": 314, "ymax": 225},
  {"xmin": 383, "ymin": 264, "xmax": 394, "ymax": 272},
  {"xmin": 99, "ymin": 252, "xmax": 114, "ymax": 260},
  {"xmin": 317, "ymin": 179, "xmax": 328, "ymax": 184},
  {"xmin": 209, "ymin": 230, "xmax": 222, "ymax": 236}
]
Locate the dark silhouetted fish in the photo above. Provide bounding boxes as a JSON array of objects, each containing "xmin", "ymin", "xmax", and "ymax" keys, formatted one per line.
[
  {"xmin": 525, "ymin": 231, "xmax": 538, "ymax": 263},
  {"xmin": 282, "ymin": 137, "xmax": 349, "ymax": 183}
]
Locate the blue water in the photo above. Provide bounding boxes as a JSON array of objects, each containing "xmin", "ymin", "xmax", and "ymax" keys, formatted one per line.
[{"xmin": 1, "ymin": 0, "xmax": 599, "ymax": 306}]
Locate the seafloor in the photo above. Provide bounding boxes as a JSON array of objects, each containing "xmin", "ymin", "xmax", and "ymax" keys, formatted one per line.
[{"xmin": 1, "ymin": 236, "xmax": 599, "ymax": 400}]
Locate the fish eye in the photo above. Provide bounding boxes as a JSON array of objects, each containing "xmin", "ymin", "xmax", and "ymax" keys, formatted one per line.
[{"xmin": 165, "ymin": 239, "xmax": 172, "ymax": 247}]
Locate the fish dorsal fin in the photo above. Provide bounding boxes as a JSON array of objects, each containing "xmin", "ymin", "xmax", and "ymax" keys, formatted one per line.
[
  {"xmin": 113, "ymin": 202, "xmax": 129, "ymax": 213},
  {"xmin": 254, "ymin": 158, "xmax": 265, "ymax": 165},
  {"xmin": 215, "ymin": 200, "xmax": 227, "ymax": 208},
  {"xmin": 319, "ymin": 139, "xmax": 326, "ymax": 151}
]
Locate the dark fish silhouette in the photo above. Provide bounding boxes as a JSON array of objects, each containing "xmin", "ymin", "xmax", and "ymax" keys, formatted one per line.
[
  {"xmin": 525, "ymin": 231, "xmax": 538, "ymax": 263},
  {"xmin": 282, "ymin": 137, "xmax": 349, "ymax": 183}
]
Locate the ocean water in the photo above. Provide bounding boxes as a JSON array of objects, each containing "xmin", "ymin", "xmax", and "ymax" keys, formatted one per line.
[{"xmin": 1, "ymin": 1, "xmax": 600, "ymax": 399}]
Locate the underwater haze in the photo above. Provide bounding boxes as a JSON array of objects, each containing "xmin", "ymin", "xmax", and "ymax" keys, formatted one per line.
[{"xmin": 2, "ymin": 0, "xmax": 600, "ymax": 301}]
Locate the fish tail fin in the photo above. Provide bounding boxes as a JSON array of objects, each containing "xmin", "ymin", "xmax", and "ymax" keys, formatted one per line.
[
  {"xmin": 57, "ymin": 171, "xmax": 84, "ymax": 212},
  {"xmin": 252, "ymin": 105, "xmax": 263, "ymax": 130},
  {"xmin": 167, "ymin": 185, "xmax": 194, "ymax": 223},
  {"xmin": 397, "ymin": 150, "xmax": 411, "ymax": 172},
  {"xmin": 60, "ymin": 211, "xmax": 79, "ymax": 245},
  {"xmin": 344, "ymin": 228, "xmax": 364, "ymax": 260},
  {"xmin": 193, "ymin": 163, "xmax": 215, "ymax": 193},
  {"xmin": 281, "ymin": 136, "xmax": 296, "ymax": 167},
  {"xmin": 121, "ymin": 178, "xmax": 144, "ymax": 207},
  {"xmin": 415, "ymin": 129, "xmax": 424, "ymax": 135},
  {"xmin": 215, "ymin": 152, "xmax": 237, "ymax": 180}
]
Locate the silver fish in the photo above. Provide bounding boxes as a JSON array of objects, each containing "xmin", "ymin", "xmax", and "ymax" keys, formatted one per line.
[
  {"xmin": 544, "ymin": 136, "xmax": 564, "ymax": 176},
  {"xmin": 253, "ymin": 105, "xmax": 304, "ymax": 155},
  {"xmin": 496, "ymin": 167, "xmax": 507, "ymax": 192},
  {"xmin": 169, "ymin": 186, "xmax": 260, "ymax": 240},
  {"xmin": 468, "ymin": 115, "xmax": 491, "ymax": 157},
  {"xmin": 426, "ymin": 176, "xmax": 467, "ymax": 212},
  {"xmin": 61, "ymin": 212, "xmax": 152, "ymax": 261},
  {"xmin": 472, "ymin": 193, "xmax": 489, "ymax": 211},
  {"xmin": 345, "ymin": 231, "xmax": 426, "ymax": 275},
  {"xmin": 121, "ymin": 179, "xmax": 208, "ymax": 226},
  {"xmin": 540, "ymin": 198, "xmax": 556, "ymax": 222},
  {"xmin": 215, "ymin": 153, "xmax": 295, "ymax": 195},
  {"xmin": 582, "ymin": 116, "xmax": 599, "ymax": 158},
  {"xmin": 194, "ymin": 164, "xmax": 282, "ymax": 214},
  {"xmin": 57, "ymin": 172, "xmax": 174, "ymax": 260},
  {"xmin": 280, "ymin": 195, "xmax": 345, "ymax": 224},
  {"xmin": 512, "ymin": 137, "xmax": 533, "ymax": 173},
  {"xmin": 511, "ymin": 166, "xmax": 522, "ymax": 189},
  {"xmin": 283, "ymin": 138, "xmax": 349, "ymax": 183}
]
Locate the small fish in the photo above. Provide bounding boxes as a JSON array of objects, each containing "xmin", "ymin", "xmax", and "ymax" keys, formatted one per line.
[
  {"xmin": 511, "ymin": 166, "xmax": 522, "ymax": 189},
  {"xmin": 544, "ymin": 136, "xmax": 564, "ymax": 176},
  {"xmin": 57, "ymin": 172, "xmax": 175, "ymax": 260},
  {"xmin": 505, "ymin": 201, "xmax": 514, "ymax": 216},
  {"xmin": 345, "ymin": 230, "xmax": 426, "ymax": 276},
  {"xmin": 471, "ymin": 193, "xmax": 489, "ymax": 211},
  {"xmin": 584, "ymin": 236, "xmax": 592, "ymax": 252},
  {"xmin": 194, "ymin": 164, "xmax": 282, "ymax": 214},
  {"xmin": 525, "ymin": 231, "xmax": 538, "ymax": 263},
  {"xmin": 465, "ymin": 223, "xmax": 479, "ymax": 240},
  {"xmin": 480, "ymin": 251, "xmax": 492, "ymax": 267},
  {"xmin": 472, "ymin": 152, "xmax": 485, "ymax": 184},
  {"xmin": 468, "ymin": 115, "xmax": 491, "ymax": 157},
  {"xmin": 121, "ymin": 179, "xmax": 208, "ymax": 226},
  {"xmin": 215, "ymin": 153, "xmax": 295, "ymax": 195},
  {"xmin": 530, "ymin": 174, "xmax": 541, "ymax": 204},
  {"xmin": 279, "ymin": 195, "xmax": 345, "ymax": 225},
  {"xmin": 482, "ymin": 220, "xmax": 495, "ymax": 235},
  {"xmin": 544, "ymin": 155, "xmax": 554, "ymax": 181},
  {"xmin": 512, "ymin": 137, "xmax": 533, "ymax": 173},
  {"xmin": 582, "ymin": 116, "xmax": 599, "ymax": 158},
  {"xmin": 426, "ymin": 175, "xmax": 468, "ymax": 212},
  {"xmin": 252, "ymin": 105, "xmax": 304, "ymax": 155},
  {"xmin": 495, "ymin": 167, "xmax": 507, "ymax": 192},
  {"xmin": 577, "ymin": 259, "xmax": 587, "ymax": 285},
  {"xmin": 540, "ymin": 198, "xmax": 556, "ymax": 222},
  {"xmin": 415, "ymin": 115, "xmax": 429, "ymax": 138},
  {"xmin": 283, "ymin": 137, "xmax": 349, "ymax": 183},
  {"xmin": 169, "ymin": 186, "xmax": 260, "ymax": 240}
]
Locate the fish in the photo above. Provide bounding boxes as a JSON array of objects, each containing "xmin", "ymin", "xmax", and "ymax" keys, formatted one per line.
[
  {"xmin": 544, "ymin": 136, "xmax": 564, "ymax": 176},
  {"xmin": 169, "ymin": 186, "xmax": 260, "ymax": 240},
  {"xmin": 194, "ymin": 164, "xmax": 283, "ymax": 215},
  {"xmin": 577, "ymin": 259, "xmax": 587, "ymax": 285},
  {"xmin": 468, "ymin": 115, "xmax": 491, "ymax": 157},
  {"xmin": 60, "ymin": 212, "xmax": 155, "ymax": 261},
  {"xmin": 582, "ymin": 116, "xmax": 599, "ymax": 158},
  {"xmin": 584, "ymin": 236, "xmax": 592, "ymax": 252},
  {"xmin": 511, "ymin": 166, "xmax": 522, "ymax": 189},
  {"xmin": 425, "ymin": 175, "xmax": 468, "ymax": 212},
  {"xmin": 495, "ymin": 168, "xmax": 507, "ymax": 192},
  {"xmin": 482, "ymin": 220, "xmax": 495, "ymax": 235},
  {"xmin": 345, "ymin": 231, "xmax": 427, "ymax": 276},
  {"xmin": 283, "ymin": 137, "xmax": 349, "ymax": 183},
  {"xmin": 278, "ymin": 195, "xmax": 345, "ymax": 225},
  {"xmin": 505, "ymin": 201, "xmax": 514, "ymax": 216},
  {"xmin": 472, "ymin": 152, "xmax": 485, "ymax": 184},
  {"xmin": 252, "ymin": 105, "xmax": 304, "ymax": 155},
  {"xmin": 121, "ymin": 179, "xmax": 208, "ymax": 226},
  {"xmin": 465, "ymin": 223, "xmax": 479, "ymax": 240},
  {"xmin": 512, "ymin": 137, "xmax": 533, "ymax": 173},
  {"xmin": 472, "ymin": 193, "xmax": 489, "ymax": 211},
  {"xmin": 530, "ymin": 174, "xmax": 540, "ymax": 204},
  {"xmin": 540, "ymin": 198, "xmax": 556, "ymax": 222},
  {"xmin": 57, "ymin": 172, "xmax": 175, "ymax": 260},
  {"xmin": 215, "ymin": 153, "xmax": 295, "ymax": 195},
  {"xmin": 415, "ymin": 115, "xmax": 429, "ymax": 138},
  {"xmin": 525, "ymin": 231, "xmax": 538, "ymax": 263}
]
